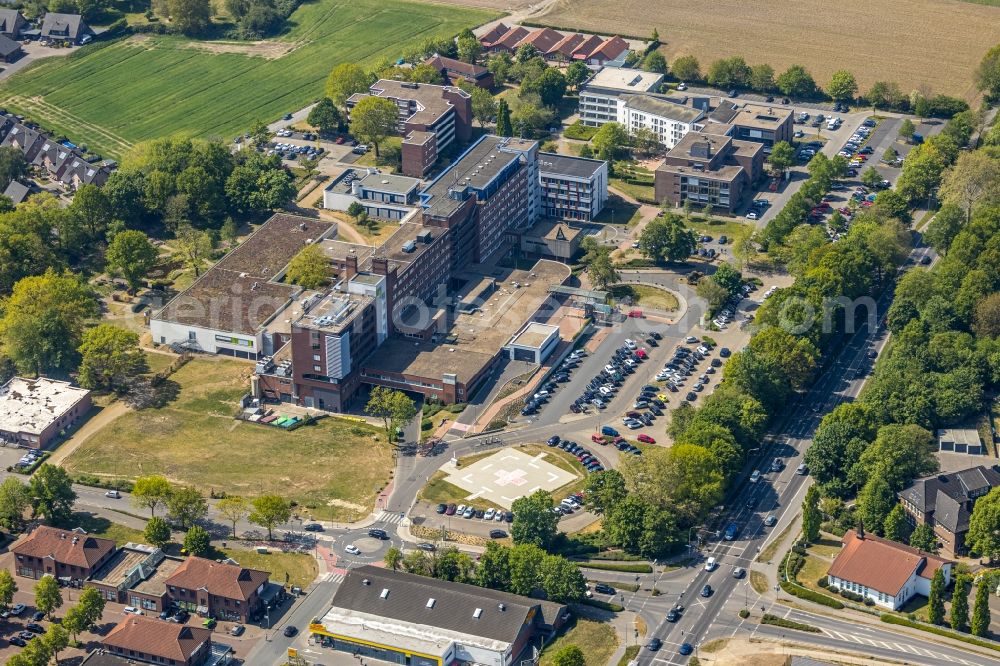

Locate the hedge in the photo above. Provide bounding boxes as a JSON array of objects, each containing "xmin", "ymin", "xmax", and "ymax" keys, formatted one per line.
[
  {"xmin": 564, "ymin": 122, "xmax": 598, "ymax": 141},
  {"xmin": 576, "ymin": 561, "xmax": 653, "ymax": 573},
  {"xmin": 581, "ymin": 598, "xmax": 625, "ymax": 612},
  {"xmin": 519, "ymin": 20, "xmax": 650, "ymax": 42},
  {"xmin": 779, "ymin": 580, "xmax": 845, "ymax": 609},
  {"xmin": 761, "ymin": 613, "xmax": 820, "ymax": 633},
  {"xmin": 880, "ymin": 615, "xmax": 1000, "ymax": 653}
]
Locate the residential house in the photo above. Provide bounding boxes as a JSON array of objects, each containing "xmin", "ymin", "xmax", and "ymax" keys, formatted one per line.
[
  {"xmin": 424, "ymin": 54, "xmax": 494, "ymax": 89},
  {"xmin": 40, "ymin": 12, "xmax": 91, "ymax": 45},
  {"xmin": 516, "ymin": 27, "xmax": 564, "ymax": 55},
  {"xmin": 898, "ymin": 465, "xmax": 1000, "ymax": 557},
  {"xmin": 0, "ymin": 120, "xmax": 44, "ymax": 162},
  {"xmin": 32, "ymin": 139, "xmax": 74, "ymax": 179},
  {"xmin": 487, "ymin": 25, "xmax": 529, "ymax": 54},
  {"xmin": 164, "ymin": 556, "xmax": 270, "ymax": 623},
  {"xmin": 60, "ymin": 154, "xmax": 111, "ymax": 189},
  {"xmin": 826, "ymin": 528, "xmax": 953, "ymax": 610},
  {"xmin": 102, "ymin": 616, "xmax": 214, "ymax": 666},
  {"xmin": 654, "ymin": 129, "xmax": 764, "ymax": 213},
  {"xmin": 2, "ymin": 180, "xmax": 30, "ymax": 205},
  {"xmin": 578, "ymin": 36, "xmax": 629, "ymax": 67},
  {"xmin": 0, "ymin": 8, "xmax": 26, "ymax": 39},
  {"xmin": 546, "ymin": 33, "xmax": 586, "ymax": 62},
  {"xmin": 0, "ymin": 34, "xmax": 22, "ymax": 63},
  {"xmin": 11, "ymin": 525, "xmax": 116, "ymax": 582},
  {"xmin": 478, "ymin": 22, "xmax": 510, "ymax": 52}
]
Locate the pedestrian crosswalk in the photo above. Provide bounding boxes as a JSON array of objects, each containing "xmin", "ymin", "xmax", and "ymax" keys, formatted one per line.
[
  {"xmin": 817, "ymin": 628, "xmax": 982, "ymax": 664},
  {"xmin": 376, "ymin": 510, "xmax": 404, "ymax": 525},
  {"xmin": 319, "ymin": 570, "xmax": 346, "ymax": 583}
]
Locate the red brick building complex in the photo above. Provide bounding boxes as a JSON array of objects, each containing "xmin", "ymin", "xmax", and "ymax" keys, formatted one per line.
[{"xmin": 11, "ymin": 526, "xmax": 116, "ymax": 582}]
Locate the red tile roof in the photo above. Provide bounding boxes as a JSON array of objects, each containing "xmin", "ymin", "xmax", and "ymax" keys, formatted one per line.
[
  {"xmin": 588, "ymin": 36, "xmax": 629, "ymax": 61},
  {"xmin": 425, "ymin": 55, "xmax": 489, "ymax": 79},
  {"xmin": 479, "ymin": 22, "xmax": 509, "ymax": 47},
  {"xmin": 515, "ymin": 27, "xmax": 565, "ymax": 54},
  {"xmin": 495, "ymin": 26, "xmax": 529, "ymax": 50},
  {"xmin": 827, "ymin": 530, "xmax": 951, "ymax": 597},
  {"xmin": 164, "ymin": 556, "xmax": 268, "ymax": 601},
  {"xmin": 547, "ymin": 33, "xmax": 586, "ymax": 58},
  {"xmin": 103, "ymin": 616, "xmax": 211, "ymax": 662},
  {"xmin": 11, "ymin": 526, "xmax": 115, "ymax": 570},
  {"xmin": 571, "ymin": 35, "xmax": 604, "ymax": 60}
]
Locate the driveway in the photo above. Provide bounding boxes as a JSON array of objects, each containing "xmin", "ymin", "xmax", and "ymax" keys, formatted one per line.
[{"xmin": 0, "ymin": 42, "xmax": 76, "ymax": 81}]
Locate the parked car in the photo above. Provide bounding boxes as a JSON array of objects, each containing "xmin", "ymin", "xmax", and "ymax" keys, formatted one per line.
[
  {"xmin": 489, "ymin": 529, "xmax": 508, "ymax": 539},
  {"xmin": 594, "ymin": 583, "xmax": 615, "ymax": 594}
]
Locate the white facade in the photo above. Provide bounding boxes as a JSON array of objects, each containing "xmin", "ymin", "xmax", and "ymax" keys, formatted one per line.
[
  {"xmin": 619, "ymin": 102, "xmax": 701, "ymax": 150},
  {"xmin": 506, "ymin": 322, "xmax": 560, "ymax": 364},
  {"xmin": 149, "ymin": 319, "xmax": 262, "ymax": 359},
  {"xmin": 828, "ymin": 563, "xmax": 951, "ymax": 611},
  {"xmin": 578, "ymin": 67, "xmax": 663, "ymax": 127},
  {"xmin": 538, "ymin": 155, "xmax": 608, "ymax": 220}
]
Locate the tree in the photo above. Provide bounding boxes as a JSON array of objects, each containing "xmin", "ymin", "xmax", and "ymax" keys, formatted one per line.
[
  {"xmin": 768, "ymin": 140, "xmax": 795, "ymax": 174},
  {"xmin": 105, "ymin": 230, "xmax": 158, "ymax": 293},
  {"xmin": 183, "ymin": 525, "xmax": 212, "ymax": 556},
  {"xmin": 539, "ymin": 554, "xmax": 585, "ymax": 602},
  {"xmin": 76, "ymin": 585, "xmax": 106, "ymax": 632},
  {"xmin": 0, "ymin": 570, "xmax": 16, "ymax": 612},
  {"xmin": 802, "ymin": 485, "xmax": 821, "ymax": 543},
  {"xmin": 0, "ymin": 146, "xmax": 28, "ymax": 190},
  {"xmin": 144, "ymin": 516, "xmax": 172, "ymax": 548},
  {"xmin": 365, "ymin": 386, "xmax": 417, "ymax": 445},
  {"xmin": 470, "ymin": 87, "xmax": 496, "ymax": 128},
  {"xmin": 325, "ymin": 63, "xmax": 373, "ymax": 109},
  {"xmin": 384, "ymin": 547, "xmax": 403, "ymax": 571},
  {"xmin": 910, "ymin": 523, "xmax": 937, "ymax": 553},
  {"xmin": 631, "ymin": 127, "xmax": 662, "ymax": 157},
  {"xmin": 939, "ymin": 150, "xmax": 1000, "ymax": 222},
  {"xmin": 776, "ymin": 65, "xmax": 817, "ymax": 98},
  {"xmin": 173, "ymin": 224, "xmax": 213, "ymax": 277},
  {"xmin": 511, "ymin": 490, "xmax": 558, "ymax": 549},
  {"xmin": 706, "ymin": 56, "xmax": 751, "ymax": 90},
  {"xmin": 695, "ymin": 278, "xmax": 728, "ymax": 314},
  {"xmin": 928, "ymin": 567, "xmax": 946, "ymax": 625},
  {"xmin": 216, "ymin": 496, "xmax": 250, "ymax": 538},
  {"xmin": 867, "ymin": 80, "xmax": 905, "ymax": 110},
  {"xmin": 586, "ymin": 250, "xmax": 619, "ymax": 290},
  {"xmin": 950, "ymin": 574, "xmax": 969, "ymax": 631},
  {"xmin": 78, "ymin": 324, "xmax": 146, "ymax": 393},
  {"xmin": 35, "ymin": 575, "xmax": 62, "ymax": 620},
  {"xmin": 550, "ymin": 645, "xmax": 585, "ymax": 666},
  {"xmin": 584, "ymin": 469, "xmax": 627, "ymax": 514},
  {"xmin": 433, "ymin": 547, "xmax": 474, "ymax": 582},
  {"xmin": 350, "ymin": 96, "xmax": 399, "ymax": 158},
  {"xmin": 70, "ymin": 185, "xmax": 112, "ymax": 241},
  {"xmin": 62, "ymin": 605, "xmax": 87, "ymax": 642},
  {"xmin": 43, "ymin": 623, "xmax": 69, "ymax": 664},
  {"xmin": 971, "ymin": 579, "xmax": 991, "ymax": 636},
  {"xmin": 857, "ymin": 477, "xmax": 896, "ymax": 536},
  {"xmin": 750, "ymin": 63, "xmax": 775, "ymax": 92},
  {"xmin": 457, "ymin": 34, "xmax": 482, "ymax": 64},
  {"xmin": 642, "ymin": 51, "xmax": 667, "ymax": 74},
  {"xmin": 167, "ymin": 0, "xmax": 211, "ymax": 35},
  {"xmin": 476, "ymin": 541, "xmax": 511, "ymax": 590},
  {"xmin": 967, "ymin": 486, "xmax": 1000, "ymax": 561},
  {"xmin": 487, "ymin": 53, "xmax": 513, "ymax": 87},
  {"xmin": 508, "ymin": 543, "xmax": 545, "ymax": 595},
  {"xmin": 975, "ymin": 43, "xmax": 1000, "ymax": 99},
  {"xmin": 307, "ymin": 98, "xmax": 343, "ymax": 135},
  {"xmin": 249, "ymin": 494, "xmax": 292, "ymax": 541},
  {"xmin": 882, "ymin": 504, "xmax": 907, "ymax": 542},
  {"xmin": 28, "ymin": 464, "xmax": 76, "ymax": 525},
  {"xmin": 591, "ymin": 122, "xmax": 629, "ymax": 161},
  {"xmin": 860, "ymin": 166, "xmax": 882, "ymax": 190},
  {"xmin": 495, "ymin": 98, "xmax": 513, "ymax": 137},
  {"xmin": 565, "ymin": 61, "xmax": 590, "ymax": 92},
  {"xmin": 132, "ymin": 475, "xmax": 173, "ymax": 517},
  {"xmin": 0, "ymin": 270, "xmax": 98, "ymax": 376},
  {"xmin": 0, "ymin": 477, "xmax": 30, "ymax": 532},
  {"xmin": 711, "ymin": 261, "xmax": 743, "ymax": 297},
  {"xmin": 167, "ymin": 486, "xmax": 208, "ymax": 529},
  {"xmin": 827, "ymin": 70, "xmax": 858, "ymax": 102},
  {"xmin": 523, "ymin": 67, "xmax": 567, "ymax": 107},
  {"xmin": 899, "ymin": 118, "xmax": 916, "ymax": 142},
  {"xmin": 285, "ymin": 244, "xmax": 332, "ymax": 290},
  {"xmin": 639, "ymin": 213, "xmax": 696, "ymax": 263},
  {"xmin": 671, "ymin": 55, "xmax": 700, "ymax": 82}
]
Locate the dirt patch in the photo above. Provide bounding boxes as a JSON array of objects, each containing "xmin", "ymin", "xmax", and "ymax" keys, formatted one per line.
[
  {"xmin": 184, "ymin": 38, "xmax": 298, "ymax": 59},
  {"xmin": 538, "ymin": 0, "xmax": 1000, "ymax": 99}
]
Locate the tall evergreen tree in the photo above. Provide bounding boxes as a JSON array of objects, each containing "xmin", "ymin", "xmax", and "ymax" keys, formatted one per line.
[
  {"xmin": 802, "ymin": 485, "xmax": 821, "ymax": 543},
  {"xmin": 928, "ymin": 568, "xmax": 946, "ymax": 625},
  {"xmin": 950, "ymin": 574, "xmax": 969, "ymax": 631},
  {"xmin": 496, "ymin": 99, "xmax": 512, "ymax": 137},
  {"xmin": 970, "ymin": 579, "xmax": 991, "ymax": 637}
]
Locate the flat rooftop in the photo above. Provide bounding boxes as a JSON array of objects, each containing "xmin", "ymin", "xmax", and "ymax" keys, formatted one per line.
[
  {"xmin": 296, "ymin": 291, "xmax": 371, "ymax": 335},
  {"xmin": 583, "ymin": 66, "xmax": 662, "ymax": 93},
  {"xmin": 537, "ymin": 152, "xmax": 605, "ymax": 179},
  {"xmin": 153, "ymin": 213, "xmax": 333, "ymax": 335},
  {"xmin": 421, "ymin": 136, "xmax": 535, "ymax": 219},
  {"xmin": 667, "ymin": 130, "xmax": 732, "ymax": 160},
  {"xmin": 130, "ymin": 557, "xmax": 182, "ymax": 597},
  {"xmin": 733, "ymin": 103, "xmax": 792, "ymax": 130},
  {"xmin": 319, "ymin": 239, "xmax": 375, "ymax": 267},
  {"xmin": 0, "ymin": 377, "xmax": 89, "ymax": 436},
  {"xmin": 621, "ymin": 94, "xmax": 705, "ymax": 123},
  {"xmin": 379, "ymin": 222, "xmax": 440, "ymax": 270},
  {"xmin": 511, "ymin": 322, "xmax": 559, "ymax": 349},
  {"xmin": 362, "ymin": 79, "xmax": 469, "ymax": 127},
  {"xmin": 364, "ymin": 261, "xmax": 569, "ymax": 384}
]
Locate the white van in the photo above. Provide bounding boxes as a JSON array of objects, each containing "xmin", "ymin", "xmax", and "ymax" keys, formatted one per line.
[{"xmin": 704, "ymin": 557, "xmax": 717, "ymax": 571}]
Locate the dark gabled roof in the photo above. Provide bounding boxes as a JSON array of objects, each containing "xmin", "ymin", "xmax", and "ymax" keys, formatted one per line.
[
  {"xmin": 425, "ymin": 55, "xmax": 489, "ymax": 80},
  {"xmin": 933, "ymin": 490, "xmax": 967, "ymax": 534},
  {"xmin": 40, "ymin": 12, "xmax": 88, "ymax": 40},
  {"xmin": 898, "ymin": 465, "xmax": 1000, "ymax": 515},
  {"xmin": 0, "ymin": 10, "xmax": 26, "ymax": 37},
  {"xmin": 3, "ymin": 180, "xmax": 30, "ymax": 205},
  {"xmin": 0, "ymin": 34, "xmax": 21, "ymax": 57},
  {"xmin": 333, "ymin": 566, "xmax": 567, "ymax": 643}
]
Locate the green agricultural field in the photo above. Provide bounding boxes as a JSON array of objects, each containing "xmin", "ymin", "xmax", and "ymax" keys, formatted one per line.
[{"xmin": 2, "ymin": 0, "xmax": 496, "ymax": 158}]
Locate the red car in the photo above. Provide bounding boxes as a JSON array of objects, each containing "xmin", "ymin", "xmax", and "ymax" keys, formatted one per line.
[
  {"xmin": 592, "ymin": 434, "xmax": 606, "ymax": 444},
  {"xmin": 635, "ymin": 349, "xmax": 648, "ymax": 359},
  {"xmin": 613, "ymin": 436, "xmax": 626, "ymax": 445},
  {"xmin": 637, "ymin": 434, "xmax": 656, "ymax": 444},
  {"xmin": 837, "ymin": 207, "xmax": 851, "ymax": 215},
  {"xmin": 628, "ymin": 309, "xmax": 644, "ymax": 318},
  {"xmin": 768, "ymin": 179, "xmax": 779, "ymax": 192},
  {"xmin": 335, "ymin": 136, "xmax": 345, "ymax": 145},
  {"xmin": 817, "ymin": 202, "xmax": 831, "ymax": 211}
]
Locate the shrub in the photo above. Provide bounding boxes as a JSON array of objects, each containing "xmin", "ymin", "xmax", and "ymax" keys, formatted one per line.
[
  {"xmin": 839, "ymin": 589, "xmax": 864, "ymax": 603},
  {"xmin": 583, "ymin": 598, "xmax": 625, "ymax": 612},
  {"xmin": 761, "ymin": 613, "xmax": 820, "ymax": 633},
  {"xmin": 564, "ymin": 121, "xmax": 598, "ymax": 141},
  {"xmin": 817, "ymin": 576, "xmax": 829, "ymax": 588},
  {"xmin": 881, "ymin": 615, "xmax": 1000, "ymax": 653},
  {"xmin": 779, "ymin": 580, "xmax": 845, "ymax": 609},
  {"xmin": 739, "ymin": 608, "xmax": 750, "ymax": 619},
  {"xmin": 864, "ymin": 598, "xmax": 876, "ymax": 606},
  {"xmin": 576, "ymin": 561, "xmax": 653, "ymax": 573}
]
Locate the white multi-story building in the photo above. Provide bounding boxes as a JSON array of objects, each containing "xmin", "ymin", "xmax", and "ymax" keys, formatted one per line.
[
  {"xmin": 537, "ymin": 152, "xmax": 608, "ymax": 221},
  {"xmin": 618, "ymin": 94, "xmax": 706, "ymax": 149},
  {"xmin": 578, "ymin": 67, "xmax": 663, "ymax": 126}
]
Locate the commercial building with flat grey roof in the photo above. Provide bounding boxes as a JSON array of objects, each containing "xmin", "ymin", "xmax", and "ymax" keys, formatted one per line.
[
  {"xmin": 579, "ymin": 66, "xmax": 664, "ymax": 127},
  {"xmin": 537, "ymin": 152, "xmax": 607, "ymax": 220},
  {"xmin": 323, "ymin": 168, "xmax": 421, "ymax": 221}
]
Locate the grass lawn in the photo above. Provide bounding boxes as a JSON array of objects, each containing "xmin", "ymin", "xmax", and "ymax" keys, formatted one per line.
[
  {"xmin": 540, "ymin": 618, "xmax": 618, "ymax": 666},
  {"xmin": 354, "ymin": 136, "xmax": 403, "ymax": 170},
  {"xmin": 609, "ymin": 284, "xmax": 678, "ymax": 311},
  {"xmin": 686, "ymin": 216, "xmax": 752, "ymax": 243},
  {"xmin": 2, "ymin": 0, "xmax": 496, "ymax": 158},
  {"xmin": 418, "ymin": 444, "xmax": 584, "ymax": 509},
  {"xmin": 220, "ymin": 548, "xmax": 318, "ymax": 590},
  {"xmin": 609, "ymin": 177, "xmax": 655, "ymax": 203},
  {"xmin": 71, "ymin": 512, "xmax": 146, "ymax": 546},
  {"xmin": 593, "ymin": 194, "xmax": 642, "ymax": 227},
  {"xmin": 62, "ymin": 358, "xmax": 392, "ymax": 521},
  {"xmin": 143, "ymin": 351, "xmax": 177, "ymax": 376}
]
